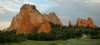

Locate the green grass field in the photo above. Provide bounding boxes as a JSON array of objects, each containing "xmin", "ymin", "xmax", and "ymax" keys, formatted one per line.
[{"xmin": 0, "ymin": 39, "xmax": 100, "ymax": 45}]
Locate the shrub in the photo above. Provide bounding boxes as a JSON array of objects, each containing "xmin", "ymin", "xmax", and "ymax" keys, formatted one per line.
[
  {"xmin": 25, "ymin": 23, "xmax": 100, "ymax": 40},
  {"xmin": 0, "ymin": 30, "xmax": 27, "ymax": 43},
  {"xmin": 90, "ymin": 35, "xmax": 100, "ymax": 39},
  {"xmin": 27, "ymin": 32, "xmax": 40, "ymax": 40},
  {"xmin": 0, "ymin": 22, "xmax": 100, "ymax": 42}
]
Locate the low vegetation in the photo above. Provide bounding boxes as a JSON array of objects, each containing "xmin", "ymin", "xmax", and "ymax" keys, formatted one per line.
[
  {"xmin": 0, "ymin": 22, "xmax": 100, "ymax": 43},
  {"xmin": 0, "ymin": 39, "xmax": 100, "ymax": 45},
  {"xmin": 0, "ymin": 30, "xmax": 27, "ymax": 43}
]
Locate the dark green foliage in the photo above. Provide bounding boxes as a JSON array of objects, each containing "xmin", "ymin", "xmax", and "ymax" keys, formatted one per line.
[
  {"xmin": 49, "ymin": 22, "xmax": 83, "ymax": 40},
  {"xmin": 25, "ymin": 22, "xmax": 100, "ymax": 40},
  {"xmin": 39, "ymin": 32, "xmax": 56, "ymax": 41},
  {"xmin": 39, "ymin": 32, "xmax": 48, "ymax": 40},
  {"xmin": 50, "ymin": 22, "xmax": 100, "ymax": 40},
  {"xmin": 27, "ymin": 32, "xmax": 40, "ymax": 40},
  {"xmin": 90, "ymin": 34, "xmax": 100, "ymax": 39},
  {"xmin": 0, "ymin": 30, "xmax": 1, "ymax": 32},
  {"xmin": 50, "ymin": 43, "xmax": 58, "ymax": 45},
  {"xmin": 26, "ymin": 32, "xmax": 56, "ymax": 41},
  {"xmin": 0, "ymin": 22, "xmax": 100, "ymax": 42},
  {"xmin": 0, "ymin": 30, "xmax": 27, "ymax": 43}
]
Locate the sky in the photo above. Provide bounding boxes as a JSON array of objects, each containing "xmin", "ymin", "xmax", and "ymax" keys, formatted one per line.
[{"xmin": 0, "ymin": 0, "xmax": 100, "ymax": 30}]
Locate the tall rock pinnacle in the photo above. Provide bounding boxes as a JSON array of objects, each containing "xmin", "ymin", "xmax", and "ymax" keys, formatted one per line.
[{"xmin": 7, "ymin": 4, "xmax": 63, "ymax": 34}]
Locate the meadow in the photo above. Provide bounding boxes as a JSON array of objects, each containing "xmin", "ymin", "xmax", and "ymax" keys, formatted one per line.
[{"xmin": 0, "ymin": 39, "xmax": 100, "ymax": 45}]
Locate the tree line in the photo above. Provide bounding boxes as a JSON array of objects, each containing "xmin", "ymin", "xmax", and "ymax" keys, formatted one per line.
[{"xmin": 0, "ymin": 22, "xmax": 100, "ymax": 43}]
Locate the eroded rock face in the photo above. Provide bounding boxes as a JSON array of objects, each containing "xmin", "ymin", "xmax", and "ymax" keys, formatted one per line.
[
  {"xmin": 48, "ymin": 12, "xmax": 63, "ymax": 26},
  {"xmin": 69, "ymin": 17, "xmax": 98, "ymax": 28},
  {"xmin": 76, "ymin": 18, "xmax": 89, "ymax": 27},
  {"xmin": 7, "ymin": 4, "xmax": 62, "ymax": 34},
  {"xmin": 69, "ymin": 20, "xmax": 75, "ymax": 27}
]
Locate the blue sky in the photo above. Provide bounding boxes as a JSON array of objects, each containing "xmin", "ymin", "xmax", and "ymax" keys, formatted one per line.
[{"xmin": 0, "ymin": 0, "xmax": 100, "ymax": 30}]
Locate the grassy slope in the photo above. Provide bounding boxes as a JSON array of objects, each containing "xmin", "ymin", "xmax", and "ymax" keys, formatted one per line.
[{"xmin": 0, "ymin": 39, "xmax": 100, "ymax": 45}]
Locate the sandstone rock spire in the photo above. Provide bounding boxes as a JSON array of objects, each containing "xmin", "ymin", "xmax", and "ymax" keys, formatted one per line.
[
  {"xmin": 7, "ymin": 4, "xmax": 63, "ymax": 34},
  {"xmin": 69, "ymin": 17, "xmax": 99, "ymax": 28},
  {"xmin": 69, "ymin": 20, "xmax": 75, "ymax": 27}
]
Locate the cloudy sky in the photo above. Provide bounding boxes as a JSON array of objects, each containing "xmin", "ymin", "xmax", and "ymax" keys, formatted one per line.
[{"xmin": 0, "ymin": 0, "xmax": 100, "ymax": 30}]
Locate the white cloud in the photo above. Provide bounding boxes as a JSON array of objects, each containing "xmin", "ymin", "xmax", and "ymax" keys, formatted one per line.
[
  {"xmin": 0, "ymin": 22, "xmax": 11, "ymax": 30},
  {"xmin": 12, "ymin": 0, "xmax": 27, "ymax": 3},
  {"xmin": 0, "ymin": 0, "xmax": 100, "ymax": 27},
  {"xmin": 45, "ymin": 0, "xmax": 100, "ymax": 26},
  {"xmin": 28, "ymin": 2, "xmax": 36, "ymax": 5},
  {"xmin": 0, "ymin": 9, "xmax": 4, "ymax": 14},
  {"xmin": 12, "ymin": 0, "xmax": 35, "ymax": 4},
  {"xmin": 0, "ymin": 0, "xmax": 49, "ymax": 30},
  {"xmin": 84, "ymin": 0, "xmax": 100, "ymax": 4},
  {"xmin": 48, "ymin": 0, "xmax": 100, "ymax": 4},
  {"xmin": 44, "ymin": 0, "xmax": 48, "ymax": 1},
  {"xmin": 0, "ymin": 0, "xmax": 20, "ymax": 15},
  {"xmin": 14, "ymin": 4, "xmax": 21, "ymax": 7},
  {"xmin": 39, "ymin": 5, "xmax": 49, "ymax": 7},
  {"xmin": 84, "ymin": 0, "xmax": 100, "ymax": 2},
  {"xmin": 49, "ymin": 0, "xmax": 80, "ymax": 4}
]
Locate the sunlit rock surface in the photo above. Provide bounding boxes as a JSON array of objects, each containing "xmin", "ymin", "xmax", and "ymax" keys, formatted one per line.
[
  {"xmin": 69, "ymin": 17, "xmax": 98, "ymax": 28},
  {"xmin": 7, "ymin": 4, "xmax": 62, "ymax": 34}
]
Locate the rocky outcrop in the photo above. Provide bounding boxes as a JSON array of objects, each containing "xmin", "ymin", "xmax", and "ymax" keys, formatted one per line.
[
  {"xmin": 48, "ymin": 12, "xmax": 63, "ymax": 26},
  {"xmin": 69, "ymin": 20, "xmax": 75, "ymax": 27},
  {"xmin": 76, "ymin": 18, "xmax": 89, "ymax": 27},
  {"xmin": 7, "ymin": 4, "xmax": 62, "ymax": 34},
  {"xmin": 69, "ymin": 17, "xmax": 98, "ymax": 28}
]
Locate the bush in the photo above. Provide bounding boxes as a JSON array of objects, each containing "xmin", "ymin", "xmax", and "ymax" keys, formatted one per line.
[
  {"xmin": 0, "ymin": 30, "xmax": 27, "ymax": 43},
  {"xmin": 0, "ymin": 22, "xmax": 100, "ymax": 42},
  {"xmin": 90, "ymin": 34, "xmax": 100, "ymax": 39},
  {"xmin": 27, "ymin": 32, "xmax": 40, "ymax": 40}
]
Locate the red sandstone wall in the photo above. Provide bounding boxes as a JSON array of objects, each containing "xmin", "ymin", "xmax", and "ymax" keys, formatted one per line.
[
  {"xmin": 69, "ymin": 17, "xmax": 98, "ymax": 28},
  {"xmin": 7, "ymin": 4, "xmax": 62, "ymax": 34}
]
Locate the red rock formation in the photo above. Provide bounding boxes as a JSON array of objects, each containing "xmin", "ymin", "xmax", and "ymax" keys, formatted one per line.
[
  {"xmin": 76, "ymin": 18, "xmax": 89, "ymax": 27},
  {"xmin": 7, "ymin": 4, "xmax": 62, "ymax": 34},
  {"xmin": 48, "ymin": 12, "xmax": 63, "ymax": 26},
  {"xmin": 88, "ymin": 17, "xmax": 97, "ymax": 28},
  {"xmin": 69, "ymin": 17, "xmax": 98, "ymax": 28},
  {"xmin": 69, "ymin": 20, "xmax": 75, "ymax": 27}
]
